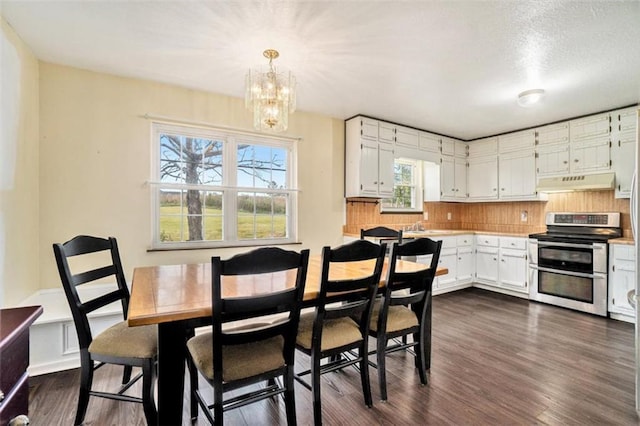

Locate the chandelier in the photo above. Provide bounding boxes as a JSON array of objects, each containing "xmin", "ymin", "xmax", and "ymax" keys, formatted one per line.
[{"xmin": 245, "ymin": 49, "xmax": 296, "ymax": 132}]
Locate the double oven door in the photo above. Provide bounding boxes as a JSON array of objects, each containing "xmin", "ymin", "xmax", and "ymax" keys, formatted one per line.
[{"xmin": 529, "ymin": 238, "xmax": 608, "ymax": 316}]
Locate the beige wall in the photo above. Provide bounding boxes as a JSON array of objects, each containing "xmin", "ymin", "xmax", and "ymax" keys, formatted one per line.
[
  {"xmin": 0, "ymin": 18, "xmax": 40, "ymax": 306},
  {"xmin": 38, "ymin": 63, "xmax": 345, "ymax": 290}
]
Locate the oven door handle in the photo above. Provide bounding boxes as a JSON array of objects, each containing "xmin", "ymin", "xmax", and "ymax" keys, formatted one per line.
[
  {"xmin": 530, "ymin": 265, "xmax": 600, "ymax": 279},
  {"xmin": 537, "ymin": 241, "xmax": 594, "ymax": 250}
]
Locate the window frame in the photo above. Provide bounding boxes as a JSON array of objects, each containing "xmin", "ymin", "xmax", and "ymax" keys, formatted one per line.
[
  {"xmin": 150, "ymin": 122, "xmax": 298, "ymax": 250},
  {"xmin": 380, "ymin": 157, "xmax": 424, "ymax": 213}
]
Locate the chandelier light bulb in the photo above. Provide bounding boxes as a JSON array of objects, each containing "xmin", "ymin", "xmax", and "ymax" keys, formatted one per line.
[{"xmin": 245, "ymin": 49, "xmax": 296, "ymax": 132}]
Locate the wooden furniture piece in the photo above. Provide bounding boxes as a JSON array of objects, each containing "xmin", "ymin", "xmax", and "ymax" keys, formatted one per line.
[
  {"xmin": 369, "ymin": 238, "xmax": 442, "ymax": 401},
  {"xmin": 294, "ymin": 240, "xmax": 385, "ymax": 425},
  {"xmin": 0, "ymin": 305, "xmax": 43, "ymax": 426},
  {"xmin": 53, "ymin": 235, "xmax": 158, "ymax": 425},
  {"xmin": 360, "ymin": 226, "xmax": 403, "ymax": 246},
  {"xmin": 187, "ymin": 247, "xmax": 309, "ymax": 425},
  {"xmin": 128, "ymin": 254, "xmax": 447, "ymax": 425}
]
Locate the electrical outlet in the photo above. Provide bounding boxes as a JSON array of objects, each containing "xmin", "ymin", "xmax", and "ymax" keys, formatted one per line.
[
  {"xmin": 521, "ymin": 210, "xmax": 528, "ymax": 222},
  {"xmin": 447, "ymin": 212, "xmax": 452, "ymax": 220},
  {"xmin": 423, "ymin": 211, "xmax": 429, "ymax": 220}
]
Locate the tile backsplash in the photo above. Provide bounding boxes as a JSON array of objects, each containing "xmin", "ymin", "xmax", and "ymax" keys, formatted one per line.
[{"xmin": 345, "ymin": 190, "xmax": 631, "ymax": 237}]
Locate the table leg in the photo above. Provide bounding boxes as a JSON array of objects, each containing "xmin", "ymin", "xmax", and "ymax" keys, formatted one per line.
[{"xmin": 157, "ymin": 321, "xmax": 188, "ymax": 426}]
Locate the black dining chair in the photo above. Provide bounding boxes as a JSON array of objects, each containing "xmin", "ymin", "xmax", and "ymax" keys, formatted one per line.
[
  {"xmin": 186, "ymin": 247, "xmax": 310, "ymax": 425},
  {"xmin": 368, "ymin": 237, "xmax": 442, "ymax": 401},
  {"xmin": 294, "ymin": 239, "xmax": 386, "ymax": 425},
  {"xmin": 52, "ymin": 235, "xmax": 157, "ymax": 425},
  {"xmin": 360, "ymin": 226, "xmax": 403, "ymax": 247}
]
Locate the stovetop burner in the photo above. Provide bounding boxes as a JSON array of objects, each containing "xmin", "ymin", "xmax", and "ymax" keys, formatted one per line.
[{"xmin": 529, "ymin": 212, "xmax": 622, "ymax": 243}]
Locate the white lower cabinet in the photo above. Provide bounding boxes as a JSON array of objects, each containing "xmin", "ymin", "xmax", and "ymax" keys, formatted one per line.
[
  {"xmin": 475, "ymin": 235, "xmax": 528, "ymax": 296},
  {"xmin": 416, "ymin": 235, "xmax": 474, "ymax": 294},
  {"xmin": 437, "ymin": 248, "xmax": 458, "ymax": 289},
  {"xmin": 475, "ymin": 236, "xmax": 499, "ymax": 284},
  {"xmin": 608, "ymin": 244, "xmax": 636, "ymax": 323}
]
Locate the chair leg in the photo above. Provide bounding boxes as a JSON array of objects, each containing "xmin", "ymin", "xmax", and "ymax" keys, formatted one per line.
[
  {"xmin": 141, "ymin": 359, "xmax": 158, "ymax": 426},
  {"xmin": 359, "ymin": 344, "xmax": 373, "ymax": 408},
  {"xmin": 284, "ymin": 366, "xmax": 297, "ymax": 425},
  {"xmin": 122, "ymin": 365, "xmax": 133, "ymax": 385},
  {"xmin": 74, "ymin": 351, "xmax": 94, "ymax": 426},
  {"xmin": 311, "ymin": 353, "xmax": 323, "ymax": 425},
  {"xmin": 187, "ymin": 356, "xmax": 199, "ymax": 421},
  {"xmin": 377, "ymin": 336, "xmax": 388, "ymax": 401},
  {"xmin": 213, "ymin": 379, "xmax": 224, "ymax": 426},
  {"xmin": 415, "ymin": 329, "xmax": 428, "ymax": 385}
]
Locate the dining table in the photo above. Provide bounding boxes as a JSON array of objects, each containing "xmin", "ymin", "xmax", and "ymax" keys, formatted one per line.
[{"xmin": 128, "ymin": 254, "xmax": 447, "ymax": 425}]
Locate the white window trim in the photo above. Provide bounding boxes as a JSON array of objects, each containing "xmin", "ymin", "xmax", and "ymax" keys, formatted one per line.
[
  {"xmin": 380, "ymin": 157, "xmax": 424, "ymax": 213},
  {"xmin": 150, "ymin": 122, "xmax": 298, "ymax": 250}
]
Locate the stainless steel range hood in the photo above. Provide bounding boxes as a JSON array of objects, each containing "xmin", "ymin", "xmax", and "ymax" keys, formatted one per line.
[{"xmin": 536, "ymin": 172, "xmax": 615, "ymax": 193}]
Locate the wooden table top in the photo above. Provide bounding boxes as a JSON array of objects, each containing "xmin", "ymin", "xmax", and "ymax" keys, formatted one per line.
[{"xmin": 128, "ymin": 255, "xmax": 447, "ymax": 327}]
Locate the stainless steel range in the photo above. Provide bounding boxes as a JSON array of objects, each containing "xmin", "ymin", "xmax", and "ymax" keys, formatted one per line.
[{"xmin": 528, "ymin": 212, "xmax": 622, "ymax": 316}]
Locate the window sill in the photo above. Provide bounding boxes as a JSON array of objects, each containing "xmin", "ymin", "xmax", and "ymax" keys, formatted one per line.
[{"xmin": 147, "ymin": 241, "xmax": 303, "ymax": 252}]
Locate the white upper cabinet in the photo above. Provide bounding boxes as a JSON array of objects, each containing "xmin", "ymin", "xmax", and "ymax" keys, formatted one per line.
[
  {"xmin": 536, "ymin": 122, "xmax": 570, "ymax": 177},
  {"xmin": 499, "ymin": 130, "xmax": 535, "ymax": 154},
  {"xmin": 569, "ymin": 112, "xmax": 611, "ymax": 142},
  {"xmin": 345, "ymin": 116, "xmax": 395, "ymax": 198},
  {"xmin": 418, "ymin": 132, "xmax": 441, "ymax": 153},
  {"xmin": 440, "ymin": 156, "xmax": 467, "ymax": 201},
  {"xmin": 467, "ymin": 137, "xmax": 498, "ymax": 201},
  {"xmin": 378, "ymin": 121, "xmax": 396, "ymax": 144},
  {"xmin": 395, "ymin": 125, "xmax": 419, "ymax": 148},
  {"xmin": 441, "ymin": 137, "xmax": 455, "ymax": 157},
  {"xmin": 468, "ymin": 155, "xmax": 498, "ymax": 200},
  {"xmin": 468, "ymin": 137, "xmax": 497, "ymax": 157},
  {"xmin": 569, "ymin": 113, "xmax": 611, "ymax": 173},
  {"xmin": 536, "ymin": 122, "xmax": 569, "ymax": 147},
  {"xmin": 499, "ymin": 150, "xmax": 537, "ymax": 199},
  {"xmin": 360, "ymin": 117, "xmax": 379, "ymax": 140},
  {"xmin": 610, "ymin": 106, "xmax": 638, "ymax": 198}
]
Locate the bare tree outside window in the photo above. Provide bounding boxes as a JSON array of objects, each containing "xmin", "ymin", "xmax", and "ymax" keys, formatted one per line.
[{"xmin": 158, "ymin": 131, "xmax": 290, "ymax": 244}]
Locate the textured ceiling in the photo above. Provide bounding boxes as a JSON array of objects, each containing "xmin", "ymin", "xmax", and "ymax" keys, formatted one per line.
[{"xmin": 2, "ymin": 0, "xmax": 639, "ymax": 140}]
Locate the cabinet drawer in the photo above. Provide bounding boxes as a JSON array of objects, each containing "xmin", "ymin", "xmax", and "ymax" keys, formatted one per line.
[
  {"xmin": 476, "ymin": 235, "xmax": 499, "ymax": 247},
  {"xmin": 614, "ymin": 245, "xmax": 635, "ymax": 261},
  {"xmin": 439, "ymin": 236, "xmax": 457, "ymax": 249},
  {"xmin": 456, "ymin": 235, "xmax": 473, "ymax": 247},
  {"xmin": 500, "ymin": 237, "xmax": 526, "ymax": 250}
]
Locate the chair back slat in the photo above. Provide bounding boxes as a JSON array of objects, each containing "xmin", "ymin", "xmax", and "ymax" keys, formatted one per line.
[
  {"xmin": 360, "ymin": 226, "xmax": 403, "ymax": 244},
  {"xmin": 377, "ymin": 237, "xmax": 442, "ymax": 330},
  {"xmin": 53, "ymin": 235, "xmax": 130, "ymax": 350},
  {"xmin": 211, "ymin": 247, "xmax": 309, "ymax": 378},
  {"xmin": 313, "ymin": 239, "xmax": 386, "ymax": 343},
  {"xmin": 72, "ymin": 265, "xmax": 119, "ymax": 286}
]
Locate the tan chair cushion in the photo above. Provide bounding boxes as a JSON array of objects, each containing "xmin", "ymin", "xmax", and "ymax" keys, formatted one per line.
[
  {"xmin": 89, "ymin": 321, "xmax": 157, "ymax": 359},
  {"xmin": 187, "ymin": 332, "xmax": 285, "ymax": 382},
  {"xmin": 369, "ymin": 301, "xmax": 419, "ymax": 333},
  {"xmin": 296, "ymin": 311, "xmax": 362, "ymax": 351}
]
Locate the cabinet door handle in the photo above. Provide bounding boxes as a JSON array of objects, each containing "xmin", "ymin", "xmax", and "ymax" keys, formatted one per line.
[
  {"xmin": 563, "ymin": 160, "xmax": 568, "ymax": 164},
  {"xmin": 574, "ymin": 159, "xmax": 579, "ymax": 162}
]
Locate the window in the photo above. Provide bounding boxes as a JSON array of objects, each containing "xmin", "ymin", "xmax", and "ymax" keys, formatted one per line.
[
  {"xmin": 152, "ymin": 123, "xmax": 297, "ymax": 249},
  {"xmin": 380, "ymin": 158, "xmax": 423, "ymax": 212}
]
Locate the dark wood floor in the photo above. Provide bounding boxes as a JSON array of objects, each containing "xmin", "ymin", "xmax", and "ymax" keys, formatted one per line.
[{"xmin": 28, "ymin": 288, "xmax": 638, "ymax": 425}]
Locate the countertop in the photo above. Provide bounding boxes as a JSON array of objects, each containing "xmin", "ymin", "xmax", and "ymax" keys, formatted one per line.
[
  {"xmin": 609, "ymin": 237, "xmax": 635, "ymax": 245},
  {"xmin": 344, "ymin": 230, "xmax": 531, "ymax": 239}
]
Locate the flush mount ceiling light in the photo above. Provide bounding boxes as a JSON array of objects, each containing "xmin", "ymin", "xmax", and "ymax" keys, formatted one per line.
[
  {"xmin": 245, "ymin": 49, "xmax": 296, "ymax": 132},
  {"xmin": 517, "ymin": 89, "xmax": 545, "ymax": 107}
]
